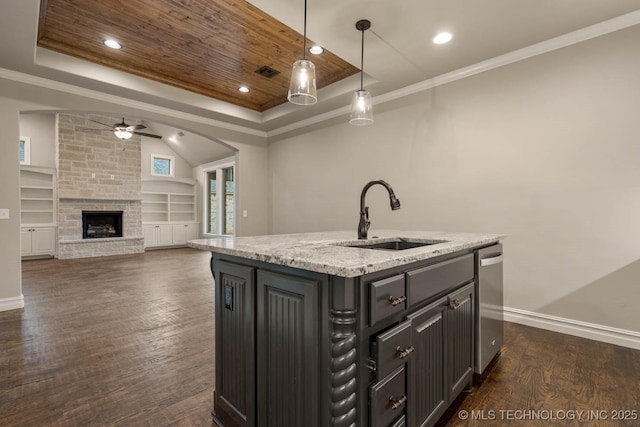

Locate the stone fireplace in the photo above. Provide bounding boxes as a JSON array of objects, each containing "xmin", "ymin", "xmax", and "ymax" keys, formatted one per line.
[{"xmin": 56, "ymin": 113, "xmax": 144, "ymax": 259}]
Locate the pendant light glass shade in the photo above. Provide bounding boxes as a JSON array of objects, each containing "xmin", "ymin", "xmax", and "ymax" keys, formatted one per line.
[
  {"xmin": 350, "ymin": 89, "xmax": 373, "ymax": 125},
  {"xmin": 288, "ymin": 59, "xmax": 317, "ymax": 105},
  {"xmin": 287, "ymin": 0, "xmax": 317, "ymax": 105},
  {"xmin": 351, "ymin": 19, "xmax": 373, "ymax": 126}
]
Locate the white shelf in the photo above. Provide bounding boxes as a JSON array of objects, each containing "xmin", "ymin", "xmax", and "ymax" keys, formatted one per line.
[
  {"xmin": 141, "ymin": 178, "xmax": 196, "ymax": 223},
  {"xmin": 20, "ymin": 166, "xmax": 55, "ymax": 226}
]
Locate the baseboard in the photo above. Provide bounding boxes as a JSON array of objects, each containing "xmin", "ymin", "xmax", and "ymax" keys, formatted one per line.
[
  {"xmin": 503, "ymin": 307, "xmax": 640, "ymax": 350},
  {"xmin": 0, "ymin": 295, "xmax": 25, "ymax": 312}
]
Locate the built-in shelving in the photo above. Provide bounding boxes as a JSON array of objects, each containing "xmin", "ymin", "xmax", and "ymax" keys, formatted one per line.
[
  {"xmin": 20, "ymin": 165, "xmax": 57, "ymax": 257},
  {"xmin": 141, "ymin": 177, "xmax": 196, "ymax": 223},
  {"xmin": 141, "ymin": 177, "xmax": 199, "ymax": 249},
  {"xmin": 20, "ymin": 165, "xmax": 56, "ymax": 226}
]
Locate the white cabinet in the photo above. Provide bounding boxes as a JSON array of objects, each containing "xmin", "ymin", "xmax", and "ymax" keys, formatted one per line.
[
  {"xmin": 142, "ymin": 177, "xmax": 199, "ymax": 249},
  {"xmin": 21, "ymin": 227, "xmax": 57, "ymax": 257},
  {"xmin": 172, "ymin": 223, "xmax": 199, "ymax": 245},
  {"xmin": 144, "ymin": 223, "xmax": 198, "ymax": 248},
  {"xmin": 143, "ymin": 224, "xmax": 173, "ymax": 248}
]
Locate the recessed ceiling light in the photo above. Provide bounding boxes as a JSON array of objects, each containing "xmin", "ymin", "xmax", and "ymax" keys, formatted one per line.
[
  {"xmin": 103, "ymin": 39, "xmax": 122, "ymax": 49},
  {"xmin": 309, "ymin": 45, "xmax": 324, "ymax": 55},
  {"xmin": 432, "ymin": 32, "xmax": 453, "ymax": 45},
  {"xmin": 238, "ymin": 86, "xmax": 250, "ymax": 93}
]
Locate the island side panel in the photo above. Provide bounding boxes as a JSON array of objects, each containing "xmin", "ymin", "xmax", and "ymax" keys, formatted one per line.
[
  {"xmin": 212, "ymin": 257, "xmax": 256, "ymax": 427},
  {"xmin": 256, "ymin": 269, "xmax": 319, "ymax": 427}
]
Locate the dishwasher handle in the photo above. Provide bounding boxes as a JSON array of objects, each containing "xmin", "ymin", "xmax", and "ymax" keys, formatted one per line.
[{"xmin": 480, "ymin": 254, "xmax": 503, "ymax": 267}]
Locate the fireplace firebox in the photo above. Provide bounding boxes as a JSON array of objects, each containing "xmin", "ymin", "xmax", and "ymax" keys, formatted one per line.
[{"xmin": 82, "ymin": 211, "xmax": 123, "ymax": 239}]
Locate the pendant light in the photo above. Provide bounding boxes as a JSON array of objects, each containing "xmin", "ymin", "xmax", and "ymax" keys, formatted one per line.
[
  {"xmin": 287, "ymin": 0, "xmax": 317, "ymax": 105},
  {"xmin": 350, "ymin": 19, "xmax": 373, "ymax": 126}
]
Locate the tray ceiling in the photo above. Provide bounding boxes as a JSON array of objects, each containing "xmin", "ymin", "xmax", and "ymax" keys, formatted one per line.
[{"xmin": 37, "ymin": 0, "xmax": 359, "ymax": 112}]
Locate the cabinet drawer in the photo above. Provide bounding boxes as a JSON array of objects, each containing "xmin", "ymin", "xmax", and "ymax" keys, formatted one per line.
[
  {"xmin": 370, "ymin": 366, "xmax": 407, "ymax": 427},
  {"xmin": 374, "ymin": 320, "xmax": 413, "ymax": 380},
  {"xmin": 406, "ymin": 254, "xmax": 473, "ymax": 307},
  {"xmin": 370, "ymin": 274, "xmax": 406, "ymax": 326}
]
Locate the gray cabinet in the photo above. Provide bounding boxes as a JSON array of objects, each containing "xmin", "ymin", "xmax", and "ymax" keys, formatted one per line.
[
  {"xmin": 447, "ymin": 282, "xmax": 475, "ymax": 400},
  {"xmin": 256, "ymin": 270, "xmax": 319, "ymax": 427},
  {"xmin": 406, "ymin": 298, "xmax": 448, "ymax": 427},
  {"xmin": 210, "ymin": 248, "xmax": 491, "ymax": 427},
  {"xmin": 367, "ymin": 256, "xmax": 475, "ymax": 427},
  {"xmin": 213, "ymin": 260, "xmax": 256, "ymax": 427}
]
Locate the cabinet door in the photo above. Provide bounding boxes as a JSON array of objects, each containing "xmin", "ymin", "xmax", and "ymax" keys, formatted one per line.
[
  {"xmin": 172, "ymin": 223, "xmax": 198, "ymax": 244},
  {"xmin": 214, "ymin": 260, "xmax": 256, "ymax": 427},
  {"xmin": 406, "ymin": 297, "xmax": 448, "ymax": 427},
  {"xmin": 446, "ymin": 282, "xmax": 475, "ymax": 401},
  {"xmin": 185, "ymin": 223, "xmax": 198, "ymax": 241},
  {"xmin": 20, "ymin": 229, "xmax": 32, "ymax": 255},
  {"xmin": 172, "ymin": 224, "xmax": 188, "ymax": 244},
  {"xmin": 157, "ymin": 224, "xmax": 173, "ymax": 245},
  {"xmin": 31, "ymin": 227, "xmax": 56, "ymax": 255},
  {"xmin": 143, "ymin": 225, "xmax": 158, "ymax": 247},
  {"xmin": 257, "ymin": 270, "xmax": 319, "ymax": 427}
]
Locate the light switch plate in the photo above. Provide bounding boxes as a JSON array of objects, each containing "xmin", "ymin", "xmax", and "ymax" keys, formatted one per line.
[{"xmin": 0, "ymin": 209, "xmax": 9, "ymax": 219}]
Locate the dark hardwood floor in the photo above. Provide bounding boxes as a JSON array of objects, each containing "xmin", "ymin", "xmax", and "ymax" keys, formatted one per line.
[
  {"xmin": 1, "ymin": 248, "xmax": 216, "ymax": 427},
  {"xmin": 1, "ymin": 248, "xmax": 638, "ymax": 426},
  {"xmin": 441, "ymin": 324, "xmax": 640, "ymax": 427}
]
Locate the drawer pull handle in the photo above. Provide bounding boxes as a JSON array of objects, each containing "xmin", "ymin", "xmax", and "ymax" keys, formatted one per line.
[
  {"xmin": 448, "ymin": 299, "xmax": 460, "ymax": 310},
  {"xmin": 389, "ymin": 395, "xmax": 407, "ymax": 410},
  {"xmin": 396, "ymin": 345, "xmax": 414, "ymax": 359},
  {"xmin": 388, "ymin": 295, "xmax": 407, "ymax": 307}
]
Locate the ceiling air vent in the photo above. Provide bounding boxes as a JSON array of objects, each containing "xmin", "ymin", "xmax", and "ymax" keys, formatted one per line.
[{"xmin": 255, "ymin": 66, "xmax": 280, "ymax": 78}]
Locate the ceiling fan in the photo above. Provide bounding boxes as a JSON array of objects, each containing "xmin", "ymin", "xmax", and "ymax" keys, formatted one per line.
[{"xmin": 87, "ymin": 117, "xmax": 163, "ymax": 140}]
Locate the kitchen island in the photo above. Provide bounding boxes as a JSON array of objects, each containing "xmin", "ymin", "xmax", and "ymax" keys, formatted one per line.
[{"xmin": 189, "ymin": 230, "xmax": 504, "ymax": 427}]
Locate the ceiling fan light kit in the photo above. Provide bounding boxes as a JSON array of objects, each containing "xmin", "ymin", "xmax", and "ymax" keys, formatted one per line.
[
  {"xmin": 350, "ymin": 19, "xmax": 374, "ymax": 126},
  {"xmin": 287, "ymin": 0, "xmax": 317, "ymax": 105},
  {"xmin": 88, "ymin": 117, "xmax": 163, "ymax": 140},
  {"xmin": 113, "ymin": 126, "xmax": 133, "ymax": 140}
]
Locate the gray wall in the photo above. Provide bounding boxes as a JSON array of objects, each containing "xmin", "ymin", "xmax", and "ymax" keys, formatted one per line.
[
  {"xmin": 19, "ymin": 113, "xmax": 56, "ymax": 168},
  {"xmin": 268, "ymin": 25, "xmax": 640, "ymax": 332},
  {"xmin": 141, "ymin": 137, "xmax": 192, "ymax": 179}
]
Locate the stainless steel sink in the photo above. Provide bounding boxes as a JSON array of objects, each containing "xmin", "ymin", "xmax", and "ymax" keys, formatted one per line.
[{"xmin": 342, "ymin": 238, "xmax": 447, "ymax": 251}]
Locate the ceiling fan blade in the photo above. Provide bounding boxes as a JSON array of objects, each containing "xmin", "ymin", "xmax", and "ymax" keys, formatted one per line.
[
  {"xmin": 131, "ymin": 124, "xmax": 147, "ymax": 131},
  {"xmin": 88, "ymin": 119, "xmax": 114, "ymax": 128},
  {"xmin": 134, "ymin": 131, "xmax": 162, "ymax": 139},
  {"xmin": 77, "ymin": 127, "xmax": 110, "ymax": 132}
]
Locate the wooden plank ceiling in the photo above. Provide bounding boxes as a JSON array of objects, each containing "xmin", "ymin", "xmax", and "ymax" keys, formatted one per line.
[{"xmin": 37, "ymin": 0, "xmax": 359, "ymax": 112}]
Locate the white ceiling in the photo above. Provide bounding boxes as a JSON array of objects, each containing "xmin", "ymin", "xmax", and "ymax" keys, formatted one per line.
[{"xmin": 1, "ymin": 0, "xmax": 640, "ymax": 162}]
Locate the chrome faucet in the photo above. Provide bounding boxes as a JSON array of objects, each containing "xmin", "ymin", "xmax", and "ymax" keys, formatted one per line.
[{"xmin": 358, "ymin": 180, "xmax": 401, "ymax": 239}]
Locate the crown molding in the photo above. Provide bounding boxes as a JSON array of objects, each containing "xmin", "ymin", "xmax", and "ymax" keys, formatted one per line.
[
  {"xmin": 0, "ymin": 68, "xmax": 268, "ymax": 138},
  {"xmin": 267, "ymin": 10, "xmax": 640, "ymax": 139}
]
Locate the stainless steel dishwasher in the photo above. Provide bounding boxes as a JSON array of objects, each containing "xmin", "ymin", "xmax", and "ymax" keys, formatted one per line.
[{"xmin": 475, "ymin": 243, "xmax": 504, "ymax": 376}]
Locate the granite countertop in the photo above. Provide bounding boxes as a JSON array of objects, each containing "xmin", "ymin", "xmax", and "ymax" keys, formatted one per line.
[{"xmin": 188, "ymin": 230, "xmax": 504, "ymax": 278}]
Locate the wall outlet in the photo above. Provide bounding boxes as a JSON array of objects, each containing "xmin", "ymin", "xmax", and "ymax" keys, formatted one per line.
[
  {"xmin": 110, "ymin": 175, "xmax": 115, "ymax": 180},
  {"xmin": 91, "ymin": 173, "xmax": 96, "ymax": 179},
  {"xmin": 0, "ymin": 209, "xmax": 9, "ymax": 219},
  {"xmin": 242, "ymin": 210, "xmax": 248, "ymax": 218}
]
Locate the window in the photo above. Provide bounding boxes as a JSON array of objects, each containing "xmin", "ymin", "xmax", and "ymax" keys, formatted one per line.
[
  {"xmin": 204, "ymin": 159, "xmax": 235, "ymax": 236},
  {"xmin": 19, "ymin": 136, "xmax": 31, "ymax": 165},
  {"xmin": 151, "ymin": 154, "xmax": 174, "ymax": 177}
]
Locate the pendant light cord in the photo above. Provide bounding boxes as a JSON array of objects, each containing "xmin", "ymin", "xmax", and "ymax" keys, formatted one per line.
[
  {"xmin": 360, "ymin": 28, "xmax": 365, "ymax": 90},
  {"xmin": 303, "ymin": 0, "xmax": 307, "ymax": 60}
]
